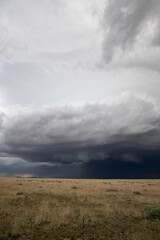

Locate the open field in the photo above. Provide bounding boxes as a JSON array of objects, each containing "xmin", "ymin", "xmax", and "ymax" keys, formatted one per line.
[{"xmin": 0, "ymin": 177, "xmax": 160, "ymax": 240}]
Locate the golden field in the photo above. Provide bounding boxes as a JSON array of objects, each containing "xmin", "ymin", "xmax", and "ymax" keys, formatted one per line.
[{"xmin": 0, "ymin": 177, "xmax": 160, "ymax": 240}]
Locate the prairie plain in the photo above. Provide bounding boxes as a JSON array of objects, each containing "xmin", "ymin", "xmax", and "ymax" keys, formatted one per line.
[{"xmin": 0, "ymin": 177, "xmax": 160, "ymax": 240}]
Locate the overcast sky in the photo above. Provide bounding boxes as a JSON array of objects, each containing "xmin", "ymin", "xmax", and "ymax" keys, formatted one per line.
[{"xmin": 0, "ymin": 0, "xmax": 160, "ymax": 178}]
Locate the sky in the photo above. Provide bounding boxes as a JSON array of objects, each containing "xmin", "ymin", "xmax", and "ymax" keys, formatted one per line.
[{"xmin": 0, "ymin": 0, "xmax": 160, "ymax": 178}]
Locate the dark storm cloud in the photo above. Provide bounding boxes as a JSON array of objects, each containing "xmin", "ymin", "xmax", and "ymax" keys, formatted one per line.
[
  {"xmin": 103, "ymin": 0, "xmax": 160, "ymax": 65},
  {"xmin": 0, "ymin": 93, "xmax": 160, "ymax": 165}
]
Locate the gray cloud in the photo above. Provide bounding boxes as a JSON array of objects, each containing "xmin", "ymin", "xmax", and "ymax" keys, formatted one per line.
[
  {"xmin": 102, "ymin": 0, "xmax": 160, "ymax": 69},
  {"xmin": 0, "ymin": 93, "xmax": 160, "ymax": 164}
]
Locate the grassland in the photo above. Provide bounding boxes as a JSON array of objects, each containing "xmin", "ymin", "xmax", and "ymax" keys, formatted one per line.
[{"xmin": 0, "ymin": 177, "xmax": 160, "ymax": 240}]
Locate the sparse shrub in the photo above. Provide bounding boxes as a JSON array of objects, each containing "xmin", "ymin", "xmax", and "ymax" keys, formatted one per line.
[
  {"xmin": 71, "ymin": 186, "xmax": 78, "ymax": 189},
  {"xmin": 16, "ymin": 192, "xmax": 24, "ymax": 196},
  {"xmin": 133, "ymin": 191, "xmax": 141, "ymax": 195},
  {"xmin": 144, "ymin": 206, "xmax": 160, "ymax": 219},
  {"xmin": 103, "ymin": 182, "xmax": 111, "ymax": 184},
  {"xmin": 106, "ymin": 189, "xmax": 118, "ymax": 192}
]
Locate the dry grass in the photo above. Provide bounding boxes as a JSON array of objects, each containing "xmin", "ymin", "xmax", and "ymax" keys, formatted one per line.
[{"xmin": 0, "ymin": 177, "xmax": 160, "ymax": 240}]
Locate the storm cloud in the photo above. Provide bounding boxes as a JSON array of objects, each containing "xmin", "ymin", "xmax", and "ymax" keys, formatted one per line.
[{"xmin": 0, "ymin": 93, "xmax": 159, "ymax": 165}]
